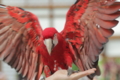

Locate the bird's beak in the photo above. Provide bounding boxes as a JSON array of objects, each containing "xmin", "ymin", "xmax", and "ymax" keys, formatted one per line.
[{"xmin": 44, "ymin": 39, "xmax": 53, "ymax": 55}]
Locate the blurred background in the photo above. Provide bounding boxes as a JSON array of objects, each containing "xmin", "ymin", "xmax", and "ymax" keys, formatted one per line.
[{"xmin": 0, "ymin": 0, "xmax": 120, "ymax": 80}]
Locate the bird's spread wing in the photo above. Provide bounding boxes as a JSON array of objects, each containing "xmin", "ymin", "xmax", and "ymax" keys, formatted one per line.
[
  {"xmin": 61, "ymin": 0, "xmax": 120, "ymax": 79},
  {"xmin": 0, "ymin": 4, "xmax": 44, "ymax": 80}
]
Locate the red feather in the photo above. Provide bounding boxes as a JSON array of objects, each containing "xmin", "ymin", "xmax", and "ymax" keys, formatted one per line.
[{"xmin": 0, "ymin": 0, "xmax": 120, "ymax": 80}]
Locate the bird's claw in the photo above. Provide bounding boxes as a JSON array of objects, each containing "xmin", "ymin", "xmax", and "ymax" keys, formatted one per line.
[
  {"xmin": 74, "ymin": 70, "xmax": 79, "ymax": 73},
  {"xmin": 67, "ymin": 68, "xmax": 73, "ymax": 76},
  {"xmin": 41, "ymin": 76, "xmax": 45, "ymax": 80},
  {"xmin": 67, "ymin": 68, "xmax": 79, "ymax": 76}
]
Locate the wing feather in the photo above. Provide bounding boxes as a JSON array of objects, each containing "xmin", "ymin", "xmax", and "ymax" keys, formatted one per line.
[
  {"xmin": 96, "ymin": 11, "xmax": 120, "ymax": 20},
  {"xmin": 62, "ymin": 0, "xmax": 120, "ymax": 79},
  {"xmin": 95, "ymin": 18, "xmax": 118, "ymax": 29},
  {"xmin": 0, "ymin": 5, "xmax": 44, "ymax": 80}
]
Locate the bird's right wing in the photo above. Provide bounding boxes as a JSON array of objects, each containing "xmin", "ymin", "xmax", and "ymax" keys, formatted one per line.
[
  {"xmin": 0, "ymin": 4, "xmax": 44, "ymax": 80},
  {"xmin": 61, "ymin": 0, "xmax": 120, "ymax": 79}
]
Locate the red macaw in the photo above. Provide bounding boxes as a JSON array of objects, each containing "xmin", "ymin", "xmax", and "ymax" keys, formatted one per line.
[{"xmin": 0, "ymin": 0, "xmax": 120, "ymax": 80}]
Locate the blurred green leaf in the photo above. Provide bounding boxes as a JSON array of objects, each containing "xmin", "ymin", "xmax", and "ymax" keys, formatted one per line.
[{"xmin": 72, "ymin": 63, "xmax": 79, "ymax": 70}]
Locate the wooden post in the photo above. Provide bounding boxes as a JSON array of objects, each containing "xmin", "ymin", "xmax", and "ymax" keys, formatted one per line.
[
  {"xmin": 0, "ymin": 0, "xmax": 2, "ymax": 4},
  {"xmin": 0, "ymin": 61, "xmax": 1, "ymax": 71},
  {"xmin": 49, "ymin": 0, "xmax": 54, "ymax": 27}
]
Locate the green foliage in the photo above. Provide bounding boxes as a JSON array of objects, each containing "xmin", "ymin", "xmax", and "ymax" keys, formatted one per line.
[
  {"xmin": 115, "ymin": 58, "xmax": 120, "ymax": 64},
  {"xmin": 72, "ymin": 63, "xmax": 79, "ymax": 70}
]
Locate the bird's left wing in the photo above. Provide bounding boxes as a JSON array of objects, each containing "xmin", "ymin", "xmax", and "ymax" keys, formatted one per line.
[
  {"xmin": 61, "ymin": 0, "xmax": 120, "ymax": 79},
  {"xmin": 0, "ymin": 4, "xmax": 44, "ymax": 80}
]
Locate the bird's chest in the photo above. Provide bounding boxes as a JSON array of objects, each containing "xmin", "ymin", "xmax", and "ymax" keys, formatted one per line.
[
  {"xmin": 52, "ymin": 49, "xmax": 66, "ymax": 63},
  {"xmin": 49, "ymin": 48, "xmax": 68, "ymax": 71}
]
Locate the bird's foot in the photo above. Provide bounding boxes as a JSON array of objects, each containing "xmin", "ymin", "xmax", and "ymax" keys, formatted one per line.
[
  {"xmin": 74, "ymin": 70, "xmax": 79, "ymax": 73},
  {"xmin": 67, "ymin": 67, "xmax": 73, "ymax": 76},
  {"xmin": 41, "ymin": 76, "xmax": 45, "ymax": 80},
  {"xmin": 67, "ymin": 67, "xmax": 79, "ymax": 76}
]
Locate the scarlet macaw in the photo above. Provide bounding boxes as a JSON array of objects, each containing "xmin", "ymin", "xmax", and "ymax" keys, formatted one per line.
[{"xmin": 0, "ymin": 0, "xmax": 120, "ymax": 80}]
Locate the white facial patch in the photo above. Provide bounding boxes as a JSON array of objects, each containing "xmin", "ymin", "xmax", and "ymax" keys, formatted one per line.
[{"xmin": 44, "ymin": 39, "xmax": 53, "ymax": 55}]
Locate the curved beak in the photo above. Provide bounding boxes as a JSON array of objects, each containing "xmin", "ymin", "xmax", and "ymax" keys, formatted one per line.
[{"xmin": 44, "ymin": 39, "xmax": 54, "ymax": 55}]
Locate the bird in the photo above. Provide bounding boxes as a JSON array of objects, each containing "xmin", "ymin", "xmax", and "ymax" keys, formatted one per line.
[{"xmin": 0, "ymin": 0, "xmax": 120, "ymax": 80}]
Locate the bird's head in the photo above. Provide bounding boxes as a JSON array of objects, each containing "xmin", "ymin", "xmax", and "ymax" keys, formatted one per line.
[
  {"xmin": 42, "ymin": 27, "xmax": 58, "ymax": 39},
  {"xmin": 42, "ymin": 27, "xmax": 59, "ymax": 55}
]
